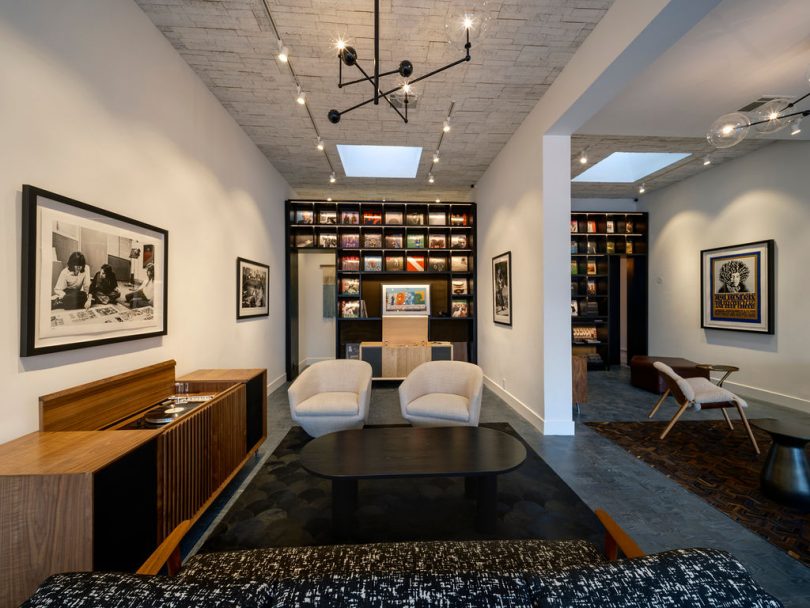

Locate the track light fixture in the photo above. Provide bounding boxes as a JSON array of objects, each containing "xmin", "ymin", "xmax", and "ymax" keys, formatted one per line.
[
  {"xmin": 296, "ymin": 86, "xmax": 306, "ymax": 105},
  {"xmin": 708, "ymin": 81, "xmax": 810, "ymax": 148},
  {"xmin": 443, "ymin": 119, "xmax": 451, "ymax": 133},
  {"xmin": 327, "ymin": 1, "xmax": 479, "ymax": 124},
  {"xmin": 435, "ymin": 198, "xmax": 441, "ymax": 203},
  {"xmin": 579, "ymin": 149, "xmax": 588, "ymax": 165},
  {"xmin": 703, "ymin": 156, "xmax": 712, "ymax": 166},
  {"xmin": 433, "ymin": 150, "xmax": 440, "ymax": 163},
  {"xmin": 638, "ymin": 183, "xmax": 646, "ymax": 194},
  {"xmin": 277, "ymin": 39, "xmax": 289, "ymax": 63},
  {"xmin": 316, "ymin": 137, "xmax": 324, "ymax": 151},
  {"xmin": 428, "ymin": 173, "xmax": 435, "ymax": 184},
  {"xmin": 329, "ymin": 172, "xmax": 336, "ymax": 184}
]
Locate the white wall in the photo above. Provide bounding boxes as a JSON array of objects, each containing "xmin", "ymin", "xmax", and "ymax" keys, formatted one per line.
[
  {"xmin": 572, "ymin": 198, "xmax": 638, "ymax": 212},
  {"xmin": 642, "ymin": 140, "xmax": 810, "ymax": 411},
  {"xmin": 0, "ymin": 1, "xmax": 293, "ymax": 443},
  {"xmin": 297, "ymin": 252, "xmax": 336, "ymax": 367}
]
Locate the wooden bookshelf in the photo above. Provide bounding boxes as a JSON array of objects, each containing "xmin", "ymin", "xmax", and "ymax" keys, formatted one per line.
[
  {"xmin": 285, "ymin": 200, "xmax": 477, "ymax": 379},
  {"xmin": 570, "ymin": 212, "xmax": 648, "ymax": 369}
]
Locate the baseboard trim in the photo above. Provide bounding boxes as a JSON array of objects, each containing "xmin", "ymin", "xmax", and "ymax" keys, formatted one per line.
[
  {"xmin": 267, "ymin": 373, "xmax": 286, "ymax": 395},
  {"xmin": 482, "ymin": 375, "xmax": 574, "ymax": 436},
  {"xmin": 723, "ymin": 380, "xmax": 809, "ymax": 413}
]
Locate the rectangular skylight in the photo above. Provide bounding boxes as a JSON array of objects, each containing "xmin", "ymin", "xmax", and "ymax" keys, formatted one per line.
[
  {"xmin": 572, "ymin": 152, "xmax": 691, "ymax": 183},
  {"xmin": 337, "ymin": 145, "xmax": 422, "ymax": 178}
]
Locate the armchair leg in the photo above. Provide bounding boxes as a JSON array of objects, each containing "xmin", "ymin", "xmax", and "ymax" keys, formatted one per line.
[
  {"xmin": 734, "ymin": 402, "xmax": 760, "ymax": 455},
  {"xmin": 720, "ymin": 408, "xmax": 734, "ymax": 430},
  {"xmin": 660, "ymin": 401, "xmax": 689, "ymax": 440},
  {"xmin": 648, "ymin": 389, "xmax": 670, "ymax": 419}
]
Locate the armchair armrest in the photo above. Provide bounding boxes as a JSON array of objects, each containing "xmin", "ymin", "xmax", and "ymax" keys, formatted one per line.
[{"xmin": 288, "ymin": 368, "xmax": 318, "ymax": 407}]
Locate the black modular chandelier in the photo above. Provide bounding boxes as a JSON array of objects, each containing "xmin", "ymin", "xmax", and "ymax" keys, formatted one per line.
[{"xmin": 327, "ymin": 0, "xmax": 478, "ymax": 124}]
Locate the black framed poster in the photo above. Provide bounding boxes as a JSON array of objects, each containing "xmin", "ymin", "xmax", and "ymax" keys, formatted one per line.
[
  {"xmin": 237, "ymin": 257, "xmax": 269, "ymax": 319},
  {"xmin": 492, "ymin": 251, "xmax": 512, "ymax": 326}
]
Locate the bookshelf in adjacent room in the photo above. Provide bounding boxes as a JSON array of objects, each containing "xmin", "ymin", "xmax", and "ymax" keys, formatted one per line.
[
  {"xmin": 570, "ymin": 211, "xmax": 648, "ymax": 369},
  {"xmin": 285, "ymin": 200, "xmax": 477, "ymax": 379}
]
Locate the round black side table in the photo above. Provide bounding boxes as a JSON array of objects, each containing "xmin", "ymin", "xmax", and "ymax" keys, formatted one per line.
[{"xmin": 752, "ymin": 419, "xmax": 810, "ymax": 509}]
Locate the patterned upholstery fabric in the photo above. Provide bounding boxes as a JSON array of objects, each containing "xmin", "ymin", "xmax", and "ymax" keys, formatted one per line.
[
  {"xmin": 21, "ymin": 572, "xmax": 274, "ymax": 607},
  {"xmin": 267, "ymin": 572, "xmax": 535, "ymax": 607},
  {"xmin": 179, "ymin": 539, "xmax": 605, "ymax": 582},
  {"xmin": 531, "ymin": 548, "xmax": 783, "ymax": 608}
]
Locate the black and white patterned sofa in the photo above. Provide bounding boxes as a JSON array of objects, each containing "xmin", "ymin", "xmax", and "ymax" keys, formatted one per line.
[{"xmin": 22, "ymin": 538, "xmax": 783, "ymax": 607}]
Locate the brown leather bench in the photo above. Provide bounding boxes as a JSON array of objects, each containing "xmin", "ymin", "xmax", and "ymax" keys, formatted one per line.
[{"xmin": 630, "ymin": 355, "xmax": 709, "ymax": 394}]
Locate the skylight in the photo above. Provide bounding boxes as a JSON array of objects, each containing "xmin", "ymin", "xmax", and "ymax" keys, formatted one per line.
[
  {"xmin": 572, "ymin": 152, "xmax": 691, "ymax": 183},
  {"xmin": 337, "ymin": 145, "xmax": 422, "ymax": 178}
]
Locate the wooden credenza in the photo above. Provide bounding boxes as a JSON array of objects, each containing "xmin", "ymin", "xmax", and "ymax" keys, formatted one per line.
[{"xmin": 0, "ymin": 362, "xmax": 267, "ymax": 608}]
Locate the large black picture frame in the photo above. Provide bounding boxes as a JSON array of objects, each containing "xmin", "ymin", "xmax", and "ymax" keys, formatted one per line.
[
  {"xmin": 237, "ymin": 257, "xmax": 269, "ymax": 320},
  {"xmin": 21, "ymin": 185, "xmax": 169, "ymax": 356},
  {"xmin": 700, "ymin": 239, "xmax": 774, "ymax": 334}
]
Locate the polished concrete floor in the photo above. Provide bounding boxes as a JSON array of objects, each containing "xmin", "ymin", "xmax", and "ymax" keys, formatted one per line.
[{"xmin": 188, "ymin": 368, "xmax": 809, "ymax": 607}]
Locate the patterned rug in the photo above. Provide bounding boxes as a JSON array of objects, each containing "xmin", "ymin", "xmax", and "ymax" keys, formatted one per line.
[
  {"xmin": 201, "ymin": 423, "xmax": 603, "ymax": 553},
  {"xmin": 587, "ymin": 420, "xmax": 810, "ymax": 566}
]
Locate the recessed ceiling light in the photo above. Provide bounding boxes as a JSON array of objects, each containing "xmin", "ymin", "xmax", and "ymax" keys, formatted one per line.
[
  {"xmin": 337, "ymin": 145, "xmax": 422, "ymax": 178},
  {"xmin": 572, "ymin": 152, "xmax": 691, "ymax": 183}
]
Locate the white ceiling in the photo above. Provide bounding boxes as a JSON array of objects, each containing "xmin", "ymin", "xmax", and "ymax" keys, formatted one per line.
[
  {"xmin": 580, "ymin": 0, "xmax": 810, "ymax": 139},
  {"xmin": 135, "ymin": 0, "xmax": 614, "ymax": 201}
]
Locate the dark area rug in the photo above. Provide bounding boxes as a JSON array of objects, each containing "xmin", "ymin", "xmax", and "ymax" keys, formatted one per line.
[
  {"xmin": 587, "ymin": 420, "xmax": 810, "ymax": 566},
  {"xmin": 201, "ymin": 423, "xmax": 603, "ymax": 553}
]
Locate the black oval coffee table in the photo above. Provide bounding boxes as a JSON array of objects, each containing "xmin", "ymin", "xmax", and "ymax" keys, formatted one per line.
[
  {"xmin": 752, "ymin": 419, "xmax": 810, "ymax": 509},
  {"xmin": 301, "ymin": 426, "xmax": 527, "ymax": 536}
]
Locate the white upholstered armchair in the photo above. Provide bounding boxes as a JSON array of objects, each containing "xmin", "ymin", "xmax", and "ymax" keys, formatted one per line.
[
  {"xmin": 399, "ymin": 361, "xmax": 484, "ymax": 427},
  {"xmin": 288, "ymin": 360, "xmax": 372, "ymax": 437}
]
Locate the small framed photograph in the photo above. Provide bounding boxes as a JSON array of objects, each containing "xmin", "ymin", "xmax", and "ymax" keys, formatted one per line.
[
  {"xmin": 21, "ymin": 185, "xmax": 168, "ymax": 356},
  {"xmin": 571, "ymin": 300, "xmax": 579, "ymax": 317},
  {"xmin": 339, "ymin": 300, "xmax": 360, "ymax": 318},
  {"xmin": 452, "ymin": 279, "xmax": 468, "ymax": 295},
  {"xmin": 318, "ymin": 210, "xmax": 337, "ymax": 225},
  {"xmin": 428, "ymin": 211, "xmax": 446, "ymax": 226},
  {"xmin": 701, "ymin": 240, "xmax": 774, "ymax": 334},
  {"xmin": 363, "ymin": 256, "xmax": 383, "ymax": 272},
  {"xmin": 625, "ymin": 220, "xmax": 634, "ymax": 233},
  {"xmin": 363, "ymin": 211, "xmax": 382, "ymax": 225},
  {"xmin": 406, "ymin": 255, "xmax": 425, "ymax": 272},
  {"xmin": 451, "ymin": 301, "xmax": 469, "ymax": 318},
  {"xmin": 385, "ymin": 256, "xmax": 404, "ymax": 271},
  {"xmin": 586, "ymin": 280, "xmax": 597, "ymax": 295},
  {"xmin": 606, "ymin": 220, "xmax": 615, "ymax": 233},
  {"xmin": 428, "ymin": 234, "xmax": 447, "ymax": 249},
  {"xmin": 340, "ymin": 278, "xmax": 360, "ymax": 295},
  {"xmin": 451, "ymin": 256, "xmax": 468, "ymax": 272},
  {"xmin": 586, "ymin": 220, "xmax": 597, "ymax": 233},
  {"xmin": 237, "ymin": 257, "xmax": 269, "ymax": 320},
  {"xmin": 295, "ymin": 233, "xmax": 314, "ymax": 248},
  {"xmin": 570, "ymin": 219, "xmax": 578, "ymax": 233},
  {"xmin": 295, "ymin": 209, "xmax": 314, "ymax": 225},
  {"xmin": 428, "ymin": 256, "xmax": 447, "ymax": 272},
  {"xmin": 449, "ymin": 213, "xmax": 467, "ymax": 226},
  {"xmin": 340, "ymin": 210, "xmax": 359, "ymax": 225},
  {"xmin": 385, "ymin": 234, "xmax": 404, "ymax": 249},
  {"xmin": 406, "ymin": 234, "xmax": 425, "ymax": 249},
  {"xmin": 450, "ymin": 234, "xmax": 468, "ymax": 249},
  {"xmin": 385, "ymin": 210, "xmax": 404, "ymax": 225},
  {"xmin": 345, "ymin": 342, "xmax": 361, "ymax": 359},
  {"xmin": 492, "ymin": 251, "xmax": 511, "ymax": 326},
  {"xmin": 586, "ymin": 260, "xmax": 597, "ymax": 275},
  {"xmin": 340, "ymin": 256, "xmax": 360, "ymax": 271},
  {"xmin": 318, "ymin": 233, "xmax": 337, "ymax": 248},
  {"xmin": 340, "ymin": 233, "xmax": 360, "ymax": 248},
  {"xmin": 363, "ymin": 232, "xmax": 382, "ymax": 248}
]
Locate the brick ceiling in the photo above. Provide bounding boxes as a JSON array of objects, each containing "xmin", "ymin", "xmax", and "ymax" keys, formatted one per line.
[{"xmin": 135, "ymin": 0, "xmax": 614, "ymax": 201}]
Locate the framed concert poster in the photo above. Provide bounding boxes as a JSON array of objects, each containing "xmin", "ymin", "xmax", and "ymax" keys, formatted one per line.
[
  {"xmin": 21, "ymin": 185, "xmax": 168, "ymax": 356},
  {"xmin": 700, "ymin": 240, "xmax": 774, "ymax": 334},
  {"xmin": 237, "ymin": 257, "xmax": 269, "ymax": 319},
  {"xmin": 492, "ymin": 251, "xmax": 512, "ymax": 326}
]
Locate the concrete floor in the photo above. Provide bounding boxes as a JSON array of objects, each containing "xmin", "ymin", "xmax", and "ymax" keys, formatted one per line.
[{"xmin": 187, "ymin": 368, "xmax": 810, "ymax": 607}]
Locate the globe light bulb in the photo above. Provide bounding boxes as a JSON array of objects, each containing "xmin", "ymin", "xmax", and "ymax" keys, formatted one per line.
[
  {"xmin": 753, "ymin": 98, "xmax": 791, "ymax": 134},
  {"xmin": 336, "ymin": 38, "xmax": 346, "ymax": 51},
  {"xmin": 721, "ymin": 124, "xmax": 734, "ymax": 136},
  {"xmin": 402, "ymin": 82, "xmax": 412, "ymax": 94},
  {"xmin": 707, "ymin": 112, "xmax": 751, "ymax": 148},
  {"xmin": 463, "ymin": 14, "xmax": 473, "ymax": 30}
]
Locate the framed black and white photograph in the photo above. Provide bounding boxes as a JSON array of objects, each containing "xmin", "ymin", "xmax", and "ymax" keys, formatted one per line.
[
  {"xmin": 701, "ymin": 240, "xmax": 774, "ymax": 334},
  {"xmin": 21, "ymin": 185, "xmax": 168, "ymax": 356},
  {"xmin": 492, "ymin": 251, "xmax": 512, "ymax": 326},
  {"xmin": 237, "ymin": 257, "xmax": 269, "ymax": 319}
]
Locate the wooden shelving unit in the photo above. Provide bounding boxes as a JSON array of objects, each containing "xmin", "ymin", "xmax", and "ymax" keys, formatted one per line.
[
  {"xmin": 285, "ymin": 200, "xmax": 477, "ymax": 379},
  {"xmin": 570, "ymin": 212, "xmax": 648, "ymax": 369}
]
